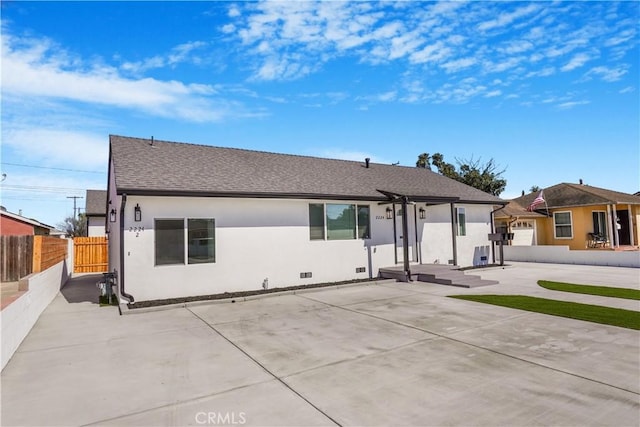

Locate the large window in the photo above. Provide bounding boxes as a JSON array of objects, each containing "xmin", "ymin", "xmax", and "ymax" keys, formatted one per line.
[
  {"xmin": 309, "ymin": 204, "xmax": 325, "ymax": 240},
  {"xmin": 554, "ymin": 211, "xmax": 573, "ymax": 238},
  {"xmin": 456, "ymin": 207, "xmax": 466, "ymax": 236},
  {"xmin": 327, "ymin": 204, "xmax": 356, "ymax": 240},
  {"xmin": 309, "ymin": 203, "xmax": 370, "ymax": 240},
  {"xmin": 155, "ymin": 218, "xmax": 216, "ymax": 266},
  {"xmin": 188, "ymin": 219, "xmax": 215, "ymax": 264},
  {"xmin": 155, "ymin": 219, "xmax": 185, "ymax": 266}
]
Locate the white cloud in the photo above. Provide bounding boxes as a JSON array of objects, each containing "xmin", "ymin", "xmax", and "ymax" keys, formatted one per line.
[
  {"xmin": 2, "ymin": 31, "xmax": 253, "ymax": 123},
  {"xmin": 442, "ymin": 57, "xmax": 477, "ymax": 73},
  {"xmin": 409, "ymin": 41, "xmax": 450, "ymax": 64},
  {"xmin": 221, "ymin": 24, "xmax": 236, "ymax": 34},
  {"xmin": 560, "ymin": 53, "xmax": 593, "ymax": 72},
  {"xmin": 2, "ymin": 127, "xmax": 108, "ymax": 169},
  {"xmin": 619, "ymin": 86, "xmax": 635, "ymax": 94},
  {"xmin": 485, "ymin": 90, "xmax": 502, "ymax": 98},
  {"xmin": 586, "ymin": 65, "xmax": 628, "ymax": 82},
  {"xmin": 222, "ymin": 1, "xmax": 638, "ymax": 105},
  {"xmin": 477, "ymin": 4, "xmax": 541, "ymax": 31},
  {"xmin": 556, "ymin": 100, "xmax": 590, "ymax": 109}
]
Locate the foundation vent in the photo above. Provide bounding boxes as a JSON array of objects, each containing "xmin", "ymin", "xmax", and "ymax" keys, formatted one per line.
[
  {"xmin": 300, "ymin": 272, "xmax": 312, "ymax": 279},
  {"xmin": 356, "ymin": 267, "xmax": 366, "ymax": 273}
]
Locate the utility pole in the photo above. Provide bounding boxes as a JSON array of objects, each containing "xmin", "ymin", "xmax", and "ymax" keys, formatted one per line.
[{"xmin": 67, "ymin": 196, "xmax": 83, "ymax": 218}]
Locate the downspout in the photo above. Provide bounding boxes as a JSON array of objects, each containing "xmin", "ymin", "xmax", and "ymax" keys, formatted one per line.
[
  {"xmin": 449, "ymin": 203, "xmax": 458, "ymax": 266},
  {"xmin": 489, "ymin": 206, "xmax": 503, "ymax": 264},
  {"xmin": 119, "ymin": 193, "xmax": 134, "ymax": 304}
]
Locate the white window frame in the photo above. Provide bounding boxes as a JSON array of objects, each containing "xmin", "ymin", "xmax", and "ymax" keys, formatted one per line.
[
  {"xmin": 553, "ymin": 211, "xmax": 573, "ymax": 239},
  {"xmin": 309, "ymin": 203, "xmax": 371, "ymax": 241},
  {"xmin": 155, "ymin": 218, "xmax": 216, "ymax": 266}
]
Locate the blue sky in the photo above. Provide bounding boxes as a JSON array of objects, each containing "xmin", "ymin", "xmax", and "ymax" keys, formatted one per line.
[{"xmin": 1, "ymin": 1, "xmax": 638, "ymax": 227}]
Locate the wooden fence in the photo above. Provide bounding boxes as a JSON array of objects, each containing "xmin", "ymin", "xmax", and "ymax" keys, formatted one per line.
[
  {"xmin": 1, "ymin": 235, "xmax": 34, "ymax": 282},
  {"xmin": 33, "ymin": 236, "xmax": 69, "ymax": 273},
  {"xmin": 1, "ymin": 236, "xmax": 69, "ymax": 282},
  {"xmin": 74, "ymin": 237, "xmax": 108, "ymax": 273}
]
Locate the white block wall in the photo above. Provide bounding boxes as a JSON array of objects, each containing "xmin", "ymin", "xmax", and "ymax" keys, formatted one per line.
[{"xmin": 1, "ymin": 244, "xmax": 72, "ymax": 370}]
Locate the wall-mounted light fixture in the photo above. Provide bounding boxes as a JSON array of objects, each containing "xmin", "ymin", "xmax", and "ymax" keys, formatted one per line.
[
  {"xmin": 134, "ymin": 204, "xmax": 142, "ymax": 222},
  {"xmin": 386, "ymin": 207, "xmax": 393, "ymax": 219},
  {"xmin": 419, "ymin": 207, "xmax": 426, "ymax": 219},
  {"xmin": 109, "ymin": 208, "xmax": 117, "ymax": 223}
]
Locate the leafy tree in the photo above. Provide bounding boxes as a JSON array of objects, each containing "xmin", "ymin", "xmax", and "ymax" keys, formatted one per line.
[
  {"xmin": 416, "ymin": 153, "xmax": 431, "ymax": 169},
  {"xmin": 529, "ymin": 185, "xmax": 541, "ymax": 193},
  {"xmin": 416, "ymin": 152, "xmax": 507, "ymax": 196},
  {"xmin": 58, "ymin": 214, "xmax": 87, "ymax": 237}
]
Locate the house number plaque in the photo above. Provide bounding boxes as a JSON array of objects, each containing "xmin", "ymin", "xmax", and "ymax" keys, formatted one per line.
[{"xmin": 129, "ymin": 226, "xmax": 145, "ymax": 237}]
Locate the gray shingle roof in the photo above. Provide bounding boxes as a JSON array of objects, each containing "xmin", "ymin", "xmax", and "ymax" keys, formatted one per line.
[
  {"xmin": 85, "ymin": 190, "xmax": 107, "ymax": 216},
  {"xmin": 514, "ymin": 183, "xmax": 640, "ymax": 209},
  {"xmin": 494, "ymin": 200, "xmax": 547, "ymax": 219},
  {"xmin": 109, "ymin": 135, "xmax": 504, "ymax": 204}
]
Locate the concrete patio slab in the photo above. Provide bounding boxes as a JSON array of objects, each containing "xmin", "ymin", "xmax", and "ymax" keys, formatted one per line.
[
  {"xmin": 284, "ymin": 337, "xmax": 638, "ymax": 426},
  {"xmin": 96, "ymin": 380, "xmax": 333, "ymax": 426},
  {"xmin": 2, "ymin": 262, "xmax": 639, "ymax": 426}
]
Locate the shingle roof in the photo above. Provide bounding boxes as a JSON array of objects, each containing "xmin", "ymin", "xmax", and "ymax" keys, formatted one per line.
[
  {"xmin": 494, "ymin": 200, "xmax": 547, "ymax": 219},
  {"xmin": 109, "ymin": 135, "xmax": 504, "ymax": 204},
  {"xmin": 85, "ymin": 190, "xmax": 107, "ymax": 216},
  {"xmin": 514, "ymin": 183, "xmax": 640, "ymax": 209}
]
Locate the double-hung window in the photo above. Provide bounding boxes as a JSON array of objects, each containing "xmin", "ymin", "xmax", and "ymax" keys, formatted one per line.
[
  {"xmin": 309, "ymin": 203, "xmax": 370, "ymax": 240},
  {"xmin": 155, "ymin": 218, "xmax": 216, "ymax": 265},
  {"xmin": 554, "ymin": 211, "xmax": 573, "ymax": 239}
]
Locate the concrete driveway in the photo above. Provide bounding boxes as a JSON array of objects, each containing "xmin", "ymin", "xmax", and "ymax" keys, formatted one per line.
[{"xmin": 1, "ymin": 262, "xmax": 639, "ymax": 426}]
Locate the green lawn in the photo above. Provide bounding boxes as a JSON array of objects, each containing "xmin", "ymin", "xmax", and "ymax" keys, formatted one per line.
[
  {"xmin": 449, "ymin": 295, "xmax": 640, "ymax": 330},
  {"xmin": 538, "ymin": 280, "xmax": 640, "ymax": 300}
]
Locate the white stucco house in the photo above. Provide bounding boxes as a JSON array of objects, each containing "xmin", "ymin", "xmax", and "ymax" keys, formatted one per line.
[
  {"xmin": 107, "ymin": 135, "xmax": 505, "ymax": 303},
  {"xmin": 85, "ymin": 190, "xmax": 107, "ymax": 237}
]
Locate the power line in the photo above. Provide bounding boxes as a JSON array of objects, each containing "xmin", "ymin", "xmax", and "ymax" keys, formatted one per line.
[
  {"xmin": 0, "ymin": 162, "xmax": 105, "ymax": 174},
  {"xmin": 1, "ymin": 184, "xmax": 87, "ymax": 193}
]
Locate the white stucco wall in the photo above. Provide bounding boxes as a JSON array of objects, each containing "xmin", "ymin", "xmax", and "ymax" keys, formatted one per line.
[
  {"xmin": 459, "ymin": 204, "xmax": 494, "ymax": 267},
  {"xmin": 114, "ymin": 196, "xmax": 495, "ymax": 301},
  {"xmin": 87, "ymin": 217, "xmax": 106, "ymax": 237},
  {"xmin": 420, "ymin": 204, "xmax": 493, "ymax": 267}
]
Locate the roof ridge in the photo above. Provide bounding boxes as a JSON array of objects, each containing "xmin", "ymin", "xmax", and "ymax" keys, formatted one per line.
[
  {"xmin": 562, "ymin": 182, "xmax": 620, "ymax": 203},
  {"xmin": 110, "ymin": 134, "xmax": 420, "ymax": 169}
]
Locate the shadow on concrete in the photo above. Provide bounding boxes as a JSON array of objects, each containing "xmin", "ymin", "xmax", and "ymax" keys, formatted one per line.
[{"xmin": 61, "ymin": 274, "xmax": 102, "ymax": 304}]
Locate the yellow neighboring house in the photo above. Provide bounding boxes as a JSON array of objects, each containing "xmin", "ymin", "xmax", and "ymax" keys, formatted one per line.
[{"xmin": 496, "ymin": 182, "xmax": 640, "ymax": 250}]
